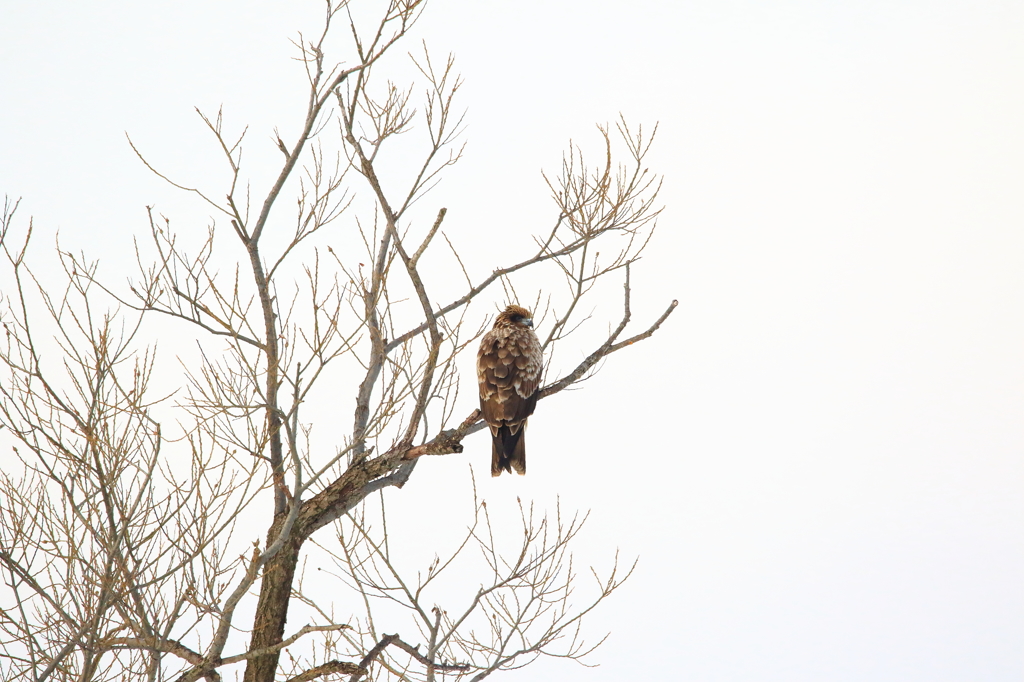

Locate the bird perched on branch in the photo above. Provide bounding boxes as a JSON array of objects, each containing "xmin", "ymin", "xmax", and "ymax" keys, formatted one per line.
[{"xmin": 477, "ymin": 304, "xmax": 543, "ymax": 476}]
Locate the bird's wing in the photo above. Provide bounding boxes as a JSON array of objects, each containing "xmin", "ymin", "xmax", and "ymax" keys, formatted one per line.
[{"xmin": 477, "ymin": 330, "xmax": 540, "ymax": 433}]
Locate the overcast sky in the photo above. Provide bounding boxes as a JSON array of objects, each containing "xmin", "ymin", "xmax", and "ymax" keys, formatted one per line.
[{"xmin": 1, "ymin": 1, "xmax": 1022, "ymax": 680}]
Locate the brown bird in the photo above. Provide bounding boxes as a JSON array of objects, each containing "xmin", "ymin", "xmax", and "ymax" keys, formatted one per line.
[{"xmin": 477, "ymin": 304, "xmax": 543, "ymax": 476}]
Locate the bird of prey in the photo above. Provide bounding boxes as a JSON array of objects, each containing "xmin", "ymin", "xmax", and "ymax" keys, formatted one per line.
[{"xmin": 477, "ymin": 304, "xmax": 543, "ymax": 476}]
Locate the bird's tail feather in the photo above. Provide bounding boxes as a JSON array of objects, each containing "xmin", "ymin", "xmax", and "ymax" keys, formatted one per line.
[{"xmin": 491, "ymin": 426, "xmax": 526, "ymax": 477}]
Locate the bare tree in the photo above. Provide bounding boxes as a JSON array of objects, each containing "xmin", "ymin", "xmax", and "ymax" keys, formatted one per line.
[{"xmin": 0, "ymin": 2, "xmax": 675, "ymax": 681}]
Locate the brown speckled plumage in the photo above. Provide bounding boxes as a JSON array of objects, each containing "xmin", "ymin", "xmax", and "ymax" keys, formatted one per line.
[{"xmin": 477, "ymin": 305, "xmax": 542, "ymax": 476}]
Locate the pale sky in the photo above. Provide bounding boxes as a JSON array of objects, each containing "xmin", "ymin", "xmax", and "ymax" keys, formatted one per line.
[{"xmin": 1, "ymin": 1, "xmax": 1021, "ymax": 680}]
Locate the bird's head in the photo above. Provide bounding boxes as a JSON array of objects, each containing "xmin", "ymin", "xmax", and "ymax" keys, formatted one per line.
[{"xmin": 497, "ymin": 304, "xmax": 534, "ymax": 329}]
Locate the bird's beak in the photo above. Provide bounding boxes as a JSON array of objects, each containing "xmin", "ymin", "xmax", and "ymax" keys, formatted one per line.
[{"xmin": 524, "ymin": 318, "xmax": 533, "ymax": 328}]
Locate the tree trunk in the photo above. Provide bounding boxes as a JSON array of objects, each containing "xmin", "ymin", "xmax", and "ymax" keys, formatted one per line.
[{"xmin": 243, "ymin": 518, "xmax": 304, "ymax": 682}]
